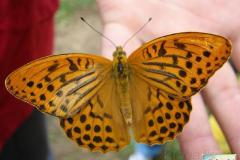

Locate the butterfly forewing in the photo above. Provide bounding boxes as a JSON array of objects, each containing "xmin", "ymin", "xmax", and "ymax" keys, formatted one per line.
[
  {"xmin": 5, "ymin": 53, "xmax": 112, "ymax": 118},
  {"xmin": 128, "ymin": 32, "xmax": 231, "ymax": 99},
  {"xmin": 60, "ymin": 74, "xmax": 130, "ymax": 153}
]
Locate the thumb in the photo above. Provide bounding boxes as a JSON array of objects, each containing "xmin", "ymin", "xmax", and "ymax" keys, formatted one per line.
[{"xmin": 231, "ymin": 35, "xmax": 240, "ymax": 72}]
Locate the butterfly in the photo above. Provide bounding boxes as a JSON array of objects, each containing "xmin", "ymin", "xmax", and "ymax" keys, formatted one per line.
[{"xmin": 5, "ymin": 32, "xmax": 231, "ymax": 153}]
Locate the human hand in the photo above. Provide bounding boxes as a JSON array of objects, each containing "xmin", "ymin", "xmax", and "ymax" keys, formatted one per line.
[{"xmin": 96, "ymin": 0, "xmax": 240, "ymax": 159}]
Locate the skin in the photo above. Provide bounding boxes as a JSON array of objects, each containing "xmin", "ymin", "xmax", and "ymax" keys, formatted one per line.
[{"xmin": 96, "ymin": 0, "xmax": 240, "ymax": 159}]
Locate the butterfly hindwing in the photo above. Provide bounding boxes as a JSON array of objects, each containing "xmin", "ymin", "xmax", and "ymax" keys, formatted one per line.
[
  {"xmin": 129, "ymin": 72, "xmax": 191, "ymax": 144},
  {"xmin": 128, "ymin": 32, "xmax": 231, "ymax": 99},
  {"xmin": 60, "ymin": 75, "xmax": 130, "ymax": 153},
  {"xmin": 5, "ymin": 53, "xmax": 112, "ymax": 118}
]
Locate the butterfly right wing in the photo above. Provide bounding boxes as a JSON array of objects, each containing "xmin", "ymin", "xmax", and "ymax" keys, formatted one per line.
[
  {"xmin": 129, "ymin": 71, "xmax": 191, "ymax": 145},
  {"xmin": 127, "ymin": 32, "xmax": 231, "ymax": 145},
  {"xmin": 59, "ymin": 73, "xmax": 130, "ymax": 153},
  {"xmin": 5, "ymin": 53, "xmax": 112, "ymax": 118},
  {"xmin": 128, "ymin": 32, "xmax": 231, "ymax": 99}
]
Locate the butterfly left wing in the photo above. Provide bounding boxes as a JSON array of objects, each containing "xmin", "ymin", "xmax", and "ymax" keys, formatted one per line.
[
  {"xmin": 5, "ymin": 53, "xmax": 112, "ymax": 118},
  {"xmin": 59, "ymin": 73, "xmax": 130, "ymax": 153}
]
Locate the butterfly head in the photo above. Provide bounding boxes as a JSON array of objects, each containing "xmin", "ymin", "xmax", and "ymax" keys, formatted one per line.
[{"xmin": 113, "ymin": 46, "xmax": 126, "ymax": 57}]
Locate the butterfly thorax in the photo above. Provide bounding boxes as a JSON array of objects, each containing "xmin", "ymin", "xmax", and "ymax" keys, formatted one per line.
[{"xmin": 113, "ymin": 47, "xmax": 132, "ymax": 125}]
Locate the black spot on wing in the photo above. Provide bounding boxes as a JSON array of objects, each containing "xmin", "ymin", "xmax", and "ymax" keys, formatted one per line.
[
  {"xmin": 44, "ymin": 76, "xmax": 51, "ymax": 82},
  {"xmin": 47, "ymin": 84, "xmax": 54, "ymax": 92},
  {"xmin": 203, "ymin": 51, "xmax": 211, "ymax": 57},
  {"xmin": 158, "ymin": 41, "xmax": 167, "ymax": 56},
  {"xmin": 48, "ymin": 63, "xmax": 59, "ymax": 72},
  {"xmin": 173, "ymin": 39, "xmax": 186, "ymax": 49},
  {"xmin": 37, "ymin": 83, "xmax": 43, "ymax": 88},
  {"xmin": 152, "ymin": 44, "xmax": 157, "ymax": 53},
  {"xmin": 66, "ymin": 58, "xmax": 78, "ymax": 71},
  {"xmin": 27, "ymin": 81, "xmax": 34, "ymax": 87},
  {"xmin": 85, "ymin": 58, "xmax": 90, "ymax": 68},
  {"xmin": 145, "ymin": 48, "xmax": 152, "ymax": 58}
]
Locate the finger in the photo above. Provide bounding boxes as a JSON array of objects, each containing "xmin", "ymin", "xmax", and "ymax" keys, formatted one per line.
[
  {"xmin": 178, "ymin": 94, "xmax": 221, "ymax": 160},
  {"xmin": 96, "ymin": 0, "xmax": 119, "ymax": 21},
  {"xmin": 230, "ymin": 34, "xmax": 240, "ymax": 71},
  {"xmin": 202, "ymin": 62, "xmax": 240, "ymax": 156},
  {"xmin": 100, "ymin": 23, "xmax": 141, "ymax": 59}
]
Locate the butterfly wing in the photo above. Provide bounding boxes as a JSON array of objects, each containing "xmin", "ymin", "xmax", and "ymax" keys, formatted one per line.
[
  {"xmin": 59, "ymin": 74, "xmax": 130, "ymax": 153},
  {"xmin": 129, "ymin": 74, "xmax": 191, "ymax": 144},
  {"xmin": 128, "ymin": 32, "xmax": 231, "ymax": 99},
  {"xmin": 128, "ymin": 32, "xmax": 231, "ymax": 144},
  {"xmin": 5, "ymin": 53, "xmax": 112, "ymax": 118}
]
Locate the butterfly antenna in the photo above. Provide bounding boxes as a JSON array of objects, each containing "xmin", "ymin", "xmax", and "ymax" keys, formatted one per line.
[
  {"xmin": 80, "ymin": 17, "xmax": 117, "ymax": 48},
  {"xmin": 122, "ymin": 17, "xmax": 152, "ymax": 48}
]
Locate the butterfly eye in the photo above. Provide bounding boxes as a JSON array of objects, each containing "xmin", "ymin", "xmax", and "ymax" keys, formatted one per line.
[
  {"xmin": 117, "ymin": 52, "xmax": 126, "ymax": 57},
  {"xmin": 113, "ymin": 51, "xmax": 118, "ymax": 57},
  {"xmin": 121, "ymin": 51, "xmax": 126, "ymax": 56}
]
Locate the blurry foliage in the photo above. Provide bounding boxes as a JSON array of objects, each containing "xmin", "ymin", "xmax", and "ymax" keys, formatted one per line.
[
  {"xmin": 119, "ymin": 141, "xmax": 135, "ymax": 160},
  {"xmin": 209, "ymin": 115, "xmax": 231, "ymax": 153},
  {"xmin": 56, "ymin": 0, "xmax": 95, "ymax": 22},
  {"xmin": 163, "ymin": 141, "xmax": 183, "ymax": 160}
]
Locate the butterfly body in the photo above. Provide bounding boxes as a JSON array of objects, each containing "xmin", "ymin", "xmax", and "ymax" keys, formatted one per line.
[
  {"xmin": 5, "ymin": 32, "xmax": 232, "ymax": 153},
  {"xmin": 112, "ymin": 46, "xmax": 132, "ymax": 125}
]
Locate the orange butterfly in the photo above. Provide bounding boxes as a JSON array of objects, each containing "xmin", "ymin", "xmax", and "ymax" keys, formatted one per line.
[{"xmin": 5, "ymin": 32, "xmax": 231, "ymax": 153}]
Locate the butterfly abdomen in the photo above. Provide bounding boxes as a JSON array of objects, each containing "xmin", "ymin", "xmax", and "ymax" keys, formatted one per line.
[{"xmin": 113, "ymin": 47, "xmax": 132, "ymax": 125}]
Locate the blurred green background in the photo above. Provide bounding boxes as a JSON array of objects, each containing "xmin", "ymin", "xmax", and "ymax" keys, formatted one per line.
[
  {"xmin": 56, "ymin": 0, "xmax": 95, "ymax": 23},
  {"xmin": 48, "ymin": 0, "xmax": 236, "ymax": 160}
]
